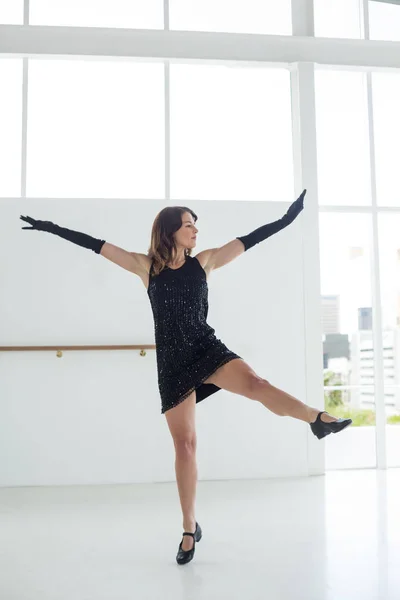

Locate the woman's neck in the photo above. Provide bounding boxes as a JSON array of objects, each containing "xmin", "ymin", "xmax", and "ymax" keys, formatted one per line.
[{"xmin": 170, "ymin": 251, "xmax": 186, "ymax": 265}]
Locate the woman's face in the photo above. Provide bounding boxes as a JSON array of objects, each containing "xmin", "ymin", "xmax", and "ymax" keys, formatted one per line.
[{"xmin": 174, "ymin": 212, "xmax": 198, "ymax": 249}]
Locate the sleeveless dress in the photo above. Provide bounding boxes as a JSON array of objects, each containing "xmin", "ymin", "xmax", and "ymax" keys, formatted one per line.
[{"xmin": 147, "ymin": 254, "xmax": 242, "ymax": 414}]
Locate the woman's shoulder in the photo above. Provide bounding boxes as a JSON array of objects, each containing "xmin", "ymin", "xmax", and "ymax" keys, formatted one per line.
[{"xmin": 131, "ymin": 253, "xmax": 152, "ymax": 274}]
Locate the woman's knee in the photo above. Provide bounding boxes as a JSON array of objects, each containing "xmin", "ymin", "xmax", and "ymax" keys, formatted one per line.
[{"xmin": 174, "ymin": 436, "xmax": 197, "ymax": 455}]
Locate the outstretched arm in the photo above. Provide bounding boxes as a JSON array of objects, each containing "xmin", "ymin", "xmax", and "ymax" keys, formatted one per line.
[
  {"xmin": 20, "ymin": 215, "xmax": 106, "ymax": 253},
  {"xmin": 197, "ymin": 189, "xmax": 306, "ymax": 272},
  {"xmin": 19, "ymin": 215, "xmax": 144, "ymax": 275},
  {"xmin": 236, "ymin": 189, "xmax": 306, "ymax": 252}
]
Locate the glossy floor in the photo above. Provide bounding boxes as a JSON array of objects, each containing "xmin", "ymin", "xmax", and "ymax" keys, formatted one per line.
[{"xmin": 0, "ymin": 469, "xmax": 398, "ymax": 600}]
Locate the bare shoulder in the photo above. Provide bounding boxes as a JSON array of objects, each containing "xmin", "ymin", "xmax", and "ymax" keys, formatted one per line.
[
  {"xmin": 194, "ymin": 241, "xmax": 243, "ymax": 272},
  {"xmin": 193, "ymin": 250, "xmax": 215, "ymax": 279},
  {"xmin": 193, "ymin": 249, "xmax": 215, "ymax": 271},
  {"xmin": 130, "ymin": 252, "xmax": 152, "ymax": 274},
  {"xmin": 129, "ymin": 252, "xmax": 152, "ymax": 290}
]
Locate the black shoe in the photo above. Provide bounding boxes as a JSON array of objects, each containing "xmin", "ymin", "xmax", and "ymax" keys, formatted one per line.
[
  {"xmin": 176, "ymin": 522, "xmax": 202, "ymax": 565},
  {"xmin": 310, "ymin": 411, "xmax": 352, "ymax": 440}
]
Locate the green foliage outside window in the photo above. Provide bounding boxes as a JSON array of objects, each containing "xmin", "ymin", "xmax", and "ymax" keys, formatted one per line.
[{"xmin": 324, "ymin": 370, "xmax": 400, "ymax": 426}]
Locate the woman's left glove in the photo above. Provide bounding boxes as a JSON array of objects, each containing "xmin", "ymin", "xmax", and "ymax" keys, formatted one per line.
[
  {"xmin": 236, "ymin": 189, "xmax": 306, "ymax": 252},
  {"xmin": 283, "ymin": 188, "xmax": 306, "ymax": 224}
]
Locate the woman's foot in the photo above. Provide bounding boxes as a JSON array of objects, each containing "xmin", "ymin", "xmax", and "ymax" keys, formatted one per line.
[
  {"xmin": 310, "ymin": 409, "xmax": 338, "ymax": 424},
  {"xmin": 320, "ymin": 412, "xmax": 338, "ymax": 423},
  {"xmin": 176, "ymin": 522, "xmax": 202, "ymax": 565},
  {"xmin": 310, "ymin": 411, "xmax": 352, "ymax": 440},
  {"xmin": 181, "ymin": 522, "xmax": 196, "ymax": 551}
]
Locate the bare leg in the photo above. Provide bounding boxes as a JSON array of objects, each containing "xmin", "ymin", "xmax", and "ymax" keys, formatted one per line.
[
  {"xmin": 253, "ymin": 380, "xmax": 338, "ymax": 424},
  {"xmin": 164, "ymin": 392, "xmax": 198, "ymax": 553},
  {"xmin": 175, "ymin": 444, "xmax": 197, "ymax": 551}
]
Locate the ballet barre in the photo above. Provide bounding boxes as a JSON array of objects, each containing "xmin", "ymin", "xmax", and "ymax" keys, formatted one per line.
[
  {"xmin": 0, "ymin": 345, "xmax": 156, "ymax": 357},
  {"xmin": 0, "ymin": 345, "xmax": 156, "ymax": 351}
]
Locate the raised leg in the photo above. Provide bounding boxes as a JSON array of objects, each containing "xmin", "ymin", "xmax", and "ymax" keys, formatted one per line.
[
  {"xmin": 204, "ymin": 358, "xmax": 338, "ymax": 424},
  {"xmin": 251, "ymin": 380, "xmax": 338, "ymax": 424}
]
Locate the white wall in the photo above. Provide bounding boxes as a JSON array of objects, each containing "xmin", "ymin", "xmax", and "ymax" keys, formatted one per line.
[{"xmin": 0, "ymin": 197, "xmax": 313, "ymax": 487}]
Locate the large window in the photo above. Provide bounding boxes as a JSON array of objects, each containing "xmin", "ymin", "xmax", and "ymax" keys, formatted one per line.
[
  {"xmin": 169, "ymin": 0, "xmax": 292, "ymax": 35},
  {"xmin": 29, "ymin": 0, "xmax": 163, "ymax": 29},
  {"xmin": 0, "ymin": 0, "xmax": 23, "ymax": 24},
  {"xmin": 170, "ymin": 65, "xmax": 294, "ymax": 202},
  {"xmin": 317, "ymin": 66, "xmax": 400, "ymax": 469},
  {"xmin": 371, "ymin": 72, "xmax": 400, "ymax": 206},
  {"xmin": 26, "ymin": 60, "xmax": 165, "ymax": 198},
  {"xmin": 369, "ymin": 1, "xmax": 400, "ymax": 41},
  {"xmin": 314, "ymin": 0, "xmax": 363, "ymax": 38},
  {"xmin": 28, "ymin": 0, "xmax": 294, "ymax": 33},
  {"xmin": 315, "ymin": 70, "xmax": 371, "ymax": 206},
  {"xmin": 0, "ymin": 59, "xmax": 22, "ymax": 197},
  {"xmin": 378, "ymin": 215, "xmax": 400, "ymax": 466},
  {"xmin": 320, "ymin": 214, "xmax": 378, "ymax": 469},
  {"xmin": 4, "ymin": 0, "xmax": 400, "ymax": 40},
  {"xmin": 0, "ymin": 60, "xmax": 294, "ymax": 201}
]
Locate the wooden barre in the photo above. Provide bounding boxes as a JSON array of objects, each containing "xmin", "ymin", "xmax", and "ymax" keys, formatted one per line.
[{"xmin": 0, "ymin": 345, "xmax": 156, "ymax": 351}]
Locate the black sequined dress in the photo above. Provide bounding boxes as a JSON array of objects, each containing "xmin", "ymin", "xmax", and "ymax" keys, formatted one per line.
[{"xmin": 147, "ymin": 255, "xmax": 242, "ymax": 414}]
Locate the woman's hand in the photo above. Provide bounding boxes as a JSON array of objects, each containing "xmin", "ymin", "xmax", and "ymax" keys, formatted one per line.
[
  {"xmin": 20, "ymin": 215, "xmax": 105, "ymax": 254},
  {"xmin": 285, "ymin": 189, "xmax": 306, "ymax": 222},
  {"xmin": 20, "ymin": 215, "xmax": 55, "ymax": 232}
]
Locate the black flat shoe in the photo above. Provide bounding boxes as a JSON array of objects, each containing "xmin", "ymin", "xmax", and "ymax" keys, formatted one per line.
[
  {"xmin": 310, "ymin": 411, "xmax": 352, "ymax": 440},
  {"xmin": 176, "ymin": 522, "xmax": 202, "ymax": 565}
]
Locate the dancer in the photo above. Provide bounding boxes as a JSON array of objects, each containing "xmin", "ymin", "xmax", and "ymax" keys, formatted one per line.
[{"xmin": 20, "ymin": 188, "xmax": 352, "ymax": 565}]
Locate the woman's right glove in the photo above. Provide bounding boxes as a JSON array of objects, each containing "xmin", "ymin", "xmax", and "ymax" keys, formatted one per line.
[{"xmin": 20, "ymin": 215, "xmax": 106, "ymax": 254}]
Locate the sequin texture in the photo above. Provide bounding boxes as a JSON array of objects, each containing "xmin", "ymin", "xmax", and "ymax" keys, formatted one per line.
[{"xmin": 147, "ymin": 255, "xmax": 242, "ymax": 414}]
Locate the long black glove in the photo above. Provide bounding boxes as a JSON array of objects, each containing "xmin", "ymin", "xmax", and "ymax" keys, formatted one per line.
[
  {"xmin": 236, "ymin": 189, "xmax": 306, "ymax": 252},
  {"xmin": 20, "ymin": 216, "xmax": 106, "ymax": 254}
]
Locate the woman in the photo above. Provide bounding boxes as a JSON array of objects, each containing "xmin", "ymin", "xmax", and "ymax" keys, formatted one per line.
[{"xmin": 20, "ymin": 188, "xmax": 352, "ymax": 565}]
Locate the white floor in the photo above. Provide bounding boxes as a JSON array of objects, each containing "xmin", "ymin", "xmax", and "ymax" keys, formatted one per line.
[{"xmin": 0, "ymin": 469, "xmax": 399, "ymax": 600}]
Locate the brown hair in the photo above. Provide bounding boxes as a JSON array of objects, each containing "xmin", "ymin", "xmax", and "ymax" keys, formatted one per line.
[{"xmin": 147, "ymin": 206, "xmax": 198, "ymax": 276}]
